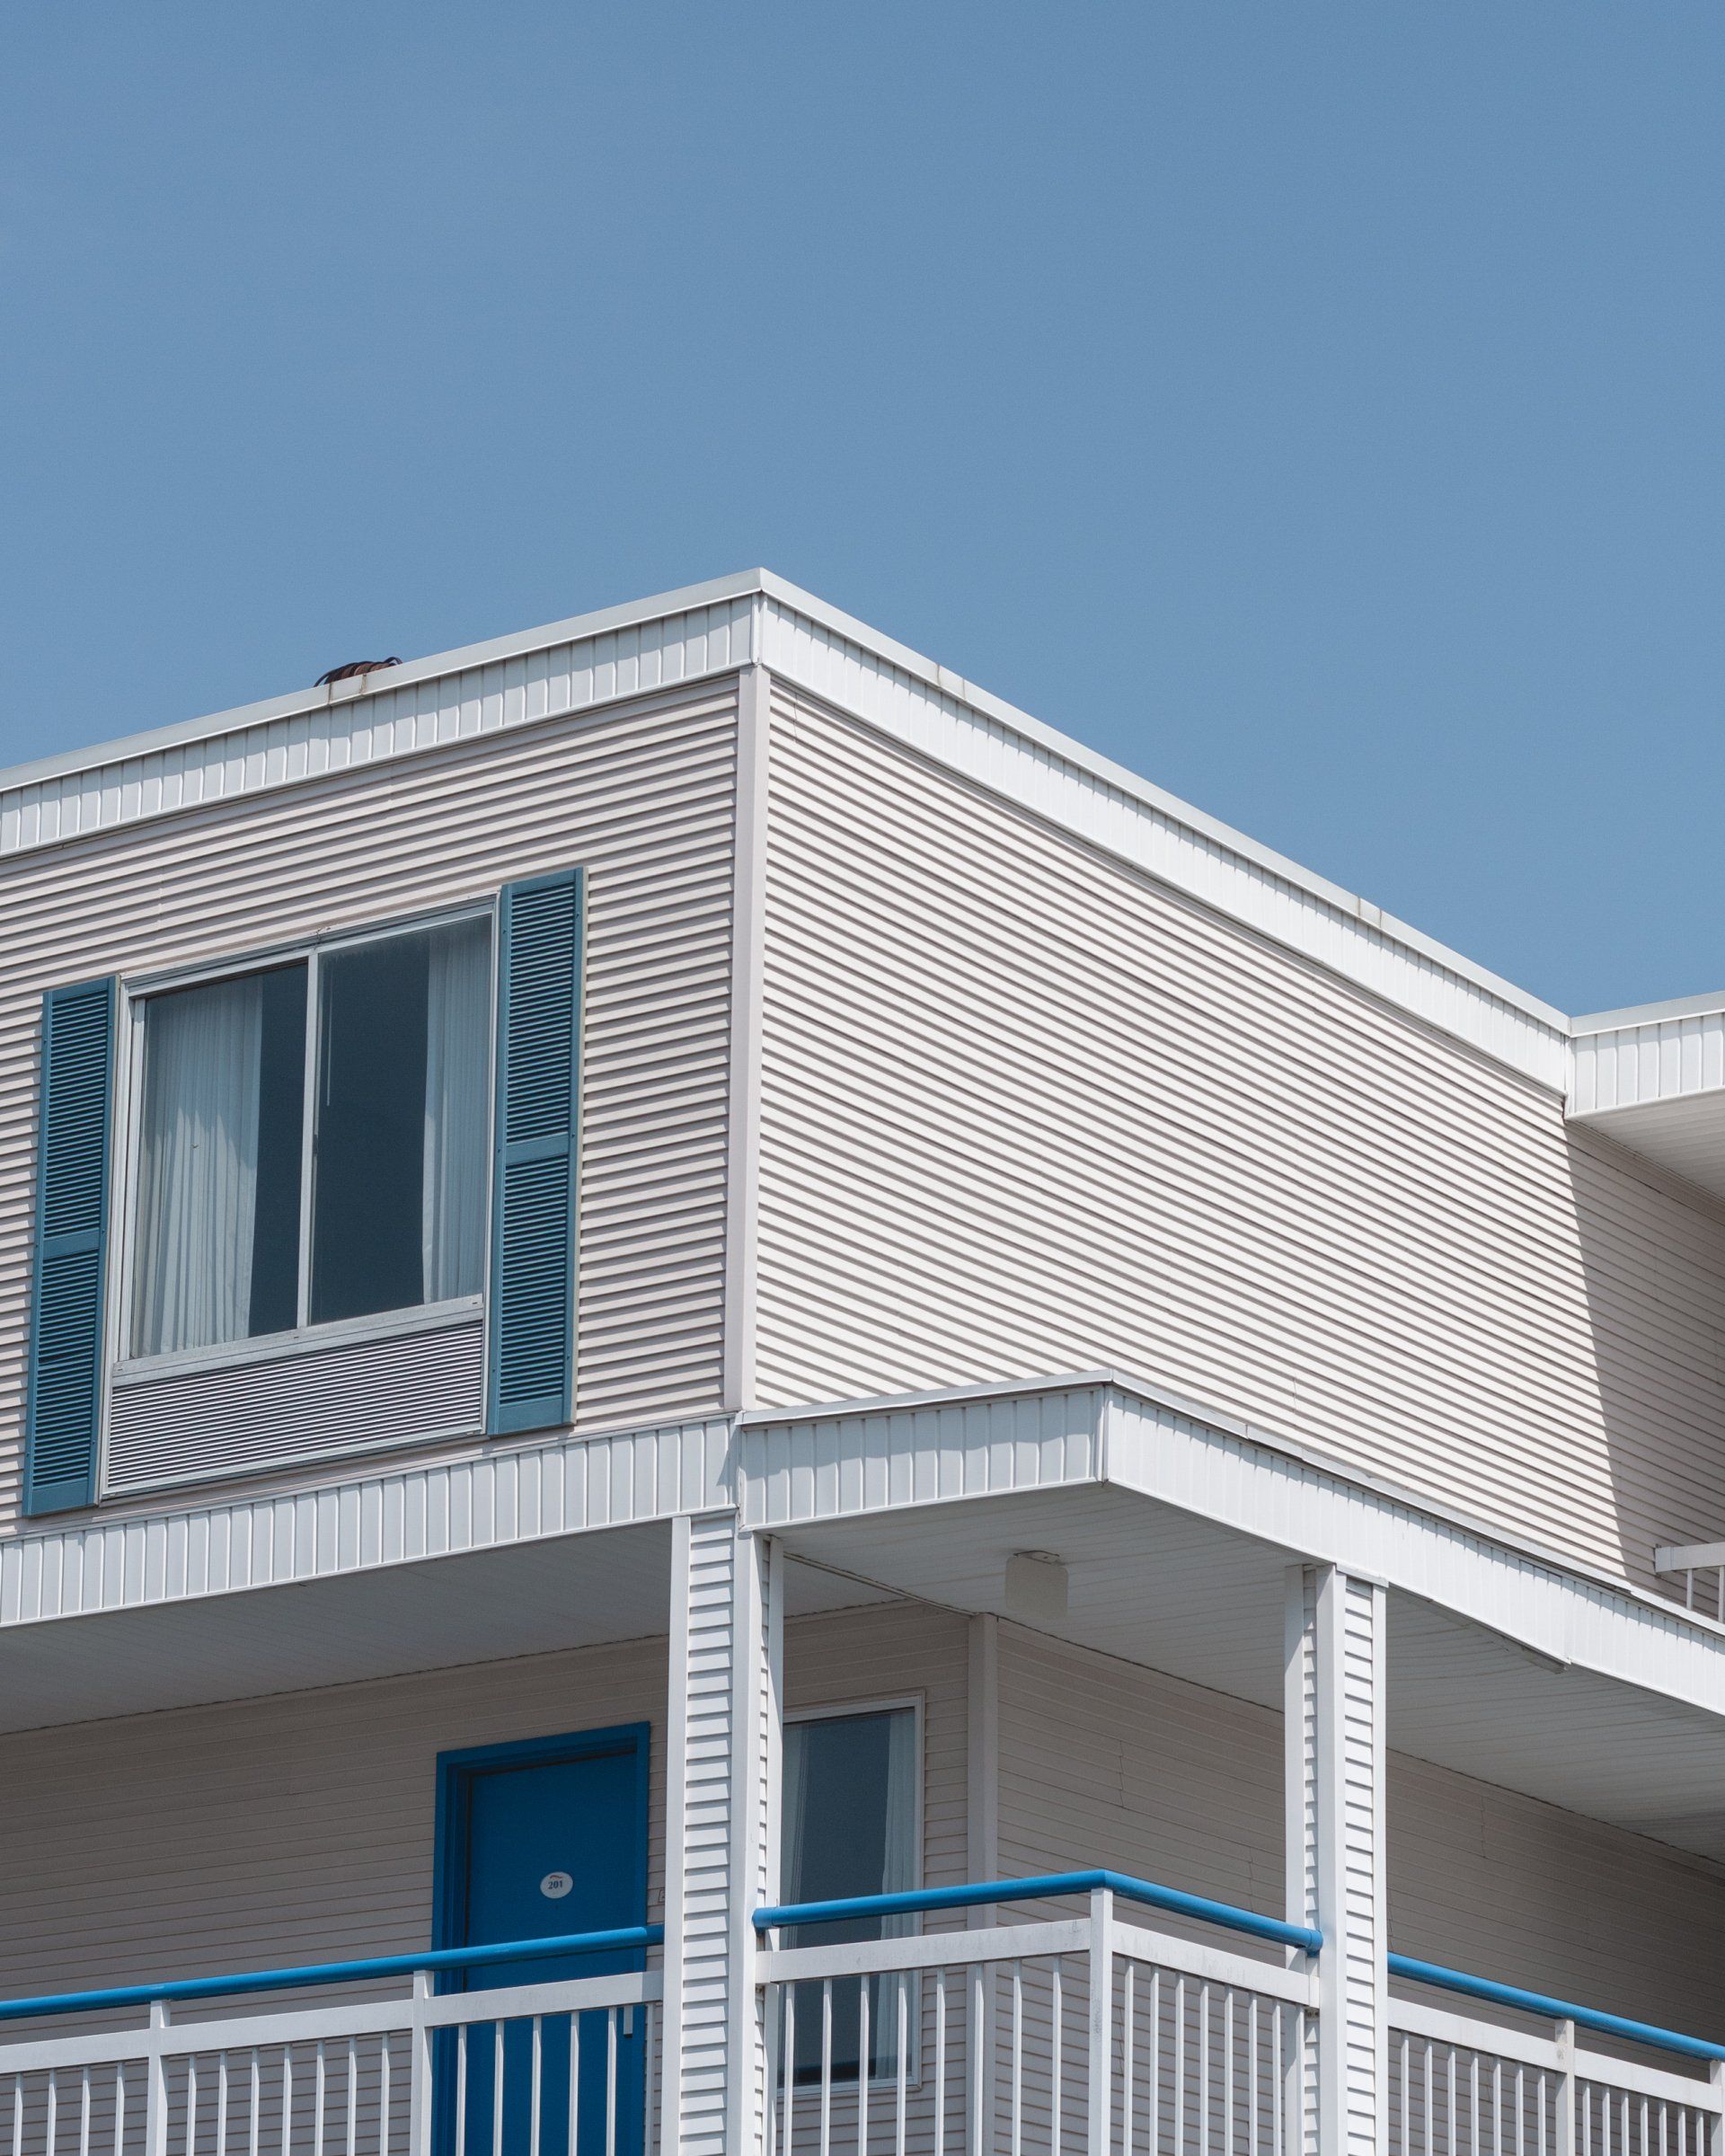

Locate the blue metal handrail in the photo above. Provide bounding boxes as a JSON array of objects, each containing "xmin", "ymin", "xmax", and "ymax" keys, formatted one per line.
[
  {"xmin": 753, "ymin": 1873, "xmax": 1725, "ymax": 2067},
  {"xmin": 1388, "ymin": 1953, "xmax": 1725, "ymax": 2067},
  {"xmin": 0, "ymin": 1926, "xmax": 666, "ymax": 2027},
  {"xmin": 753, "ymin": 1869, "xmax": 1322, "ymax": 1956},
  {"xmin": 7, "ymin": 1905, "xmax": 1721, "ymax": 2070}
]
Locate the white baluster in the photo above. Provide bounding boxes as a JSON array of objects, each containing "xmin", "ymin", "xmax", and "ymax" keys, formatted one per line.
[
  {"xmin": 569, "ymin": 2011, "xmax": 582, "ymax": 2156},
  {"xmin": 858, "ymin": 1977, "xmax": 870, "ymax": 2156},
  {"xmin": 606, "ymin": 2010, "xmax": 618, "ymax": 2156},
  {"xmin": 933, "ymin": 1975, "xmax": 946, "ymax": 2156},
  {"xmin": 406, "ymin": 1978, "xmax": 433, "ymax": 2156},
  {"xmin": 1555, "ymin": 2024, "xmax": 1575, "ymax": 2156},
  {"xmin": 894, "ymin": 1979, "xmax": 907, "ymax": 2156},
  {"xmin": 1051, "ymin": 1962, "xmax": 1064, "ymax": 2156},
  {"xmin": 530, "ymin": 2020, "xmax": 543, "ymax": 2156}
]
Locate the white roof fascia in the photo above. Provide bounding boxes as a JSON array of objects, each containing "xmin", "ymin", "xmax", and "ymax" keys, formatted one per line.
[
  {"xmin": 751, "ymin": 573, "xmax": 1569, "ymax": 1038},
  {"xmin": 5, "ymin": 1357, "xmax": 1723, "ymax": 1733},
  {"xmin": 739, "ymin": 1367, "xmax": 1725, "ymax": 1727},
  {"xmin": 1572, "ymin": 990, "xmax": 1725, "ymax": 1036},
  {"xmin": 740, "ymin": 1365, "xmax": 1725, "ymax": 1653},
  {"xmin": 0, "ymin": 568, "xmax": 1573, "ymax": 1081},
  {"xmin": 0, "ymin": 570, "xmax": 766, "ymax": 797}
]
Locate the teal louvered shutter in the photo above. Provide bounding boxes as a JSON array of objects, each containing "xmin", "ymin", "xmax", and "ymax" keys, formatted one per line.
[
  {"xmin": 24, "ymin": 977, "xmax": 116, "ymax": 1514},
  {"xmin": 487, "ymin": 870, "xmax": 583, "ymax": 1436}
]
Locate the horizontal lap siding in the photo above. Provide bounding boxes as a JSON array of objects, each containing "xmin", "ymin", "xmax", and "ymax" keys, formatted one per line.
[
  {"xmin": 997, "ymin": 1626, "xmax": 1725, "ymax": 2040},
  {"xmin": 0, "ymin": 684, "xmax": 739, "ymax": 1529},
  {"xmin": 0, "ymin": 1603, "xmax": 954, "ymax": 2006},
  {"xmin": 756, "ymin": 685, "xmax": 1725, "ymax": 1592},
  {"xmin": 784, "ymin": 1602, "xmax": 971, "ymax": 1919},
  {"xmin": 0, "ymin": 1639, "xmax": 672, "ymax": 2003}
]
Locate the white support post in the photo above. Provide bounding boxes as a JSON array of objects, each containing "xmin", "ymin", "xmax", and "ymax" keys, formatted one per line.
[
  {"xmin": 966, "ymin": 1615, "xmax": 1000, "ymax": 2156},
  {"xmin": 1086, "ymin": 1886, "xmax": 1115, "ymax": 2156},
  {"xmin": 1555, "ymin": 2019, "xmax": 1576, "ymax": 2156},
  {"xmin": 145, "ymin": 2001, "xmax": 171, "ymax": 2156},
  {"xmin": 1286, "ymin": 1565, "xmax": 1386, "ymax": 2156},
  {"xmin": 664, "ymin": 1511, "xmax": 783, "ymax": 2156}
]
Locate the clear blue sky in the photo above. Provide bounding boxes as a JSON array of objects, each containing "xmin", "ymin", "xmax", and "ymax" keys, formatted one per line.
[{"xmin": 4, "ymin": 4, "xmax": 1721, "ymax": 1016}]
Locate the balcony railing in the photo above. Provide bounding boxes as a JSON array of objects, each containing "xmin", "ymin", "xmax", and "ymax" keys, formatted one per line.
[
  {"xmin": 0, "ymin": 1929, "xmax": 664, "ymax": 2156},
  {"xmin": 3, "ymin": 1888, "xmax": 1723, "ymax": 2156},
  {"xmin": 1385, "ymin": 1956, "xmax": 1724, "ymax": 2156},
  {"xmin": 756, "ymin": 1877, "xmax": 1725, "ymax": 2156},
  {"xmin": 755, "ymin": 1873, "xmax": 1317, "ymax": 2156}
]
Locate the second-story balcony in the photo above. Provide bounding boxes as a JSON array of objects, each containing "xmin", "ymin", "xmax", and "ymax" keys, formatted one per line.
[
  {"xmin": 4, "ymin": 1374, "xmax": 1725, "ymax": 2156},
  {"xmin": 2, "ymin": 1869, "xmax": 1721, "ymax": 2156}
]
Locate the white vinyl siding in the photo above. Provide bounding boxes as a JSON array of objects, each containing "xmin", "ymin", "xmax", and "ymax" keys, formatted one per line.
[
  {"xmin": 0, "ymin": 681, "xmax": 739, "ymax": 1529},
  {"xmin": 0, "ymin": 594, "xmax": 756, "ymax": 859},
  {"xmin": 0, "ymin": 1602, "xmax": 960, "ymax": 2009},
  {"xmin": 783, "ymin": 1603, "xmax": 971, "ymax": 1924},
  {"xmin": 1, "ymin": 1612, "xmax": 1719, "ymax": 2049},
  {"xmin": 755, "ymin": 682, "xmax": 1725, "ymax": 1596},
  {"xmin": 995, "ymin": 1624, "xmax": 1725, "ymax": 2044},
  {"xmin": 0, "ymin": 1637, "xmax": 673, "ymax": 2007}
]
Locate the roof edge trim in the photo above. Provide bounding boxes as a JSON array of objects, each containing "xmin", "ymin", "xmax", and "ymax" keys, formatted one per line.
[{"xmin": 4, "ymin": 569, "xmax": 1572, "ymax": 1052}]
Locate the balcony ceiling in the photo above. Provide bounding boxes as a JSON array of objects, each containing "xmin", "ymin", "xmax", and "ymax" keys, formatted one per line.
[
  {"xmin": 1570, "ymin": 996, "xmax": 1725, "ymax": 1202},
  {"xmin": 0, "ymin": 1525, "xmax": 891, "ymax": 1737},
  {"xmin": 779, "ymin": 1481, "xmax": 1725, "ymax": 1869}
]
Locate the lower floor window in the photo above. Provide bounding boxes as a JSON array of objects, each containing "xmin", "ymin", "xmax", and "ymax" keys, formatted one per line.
[{"xmin": 781, "ymin": 1703, "xmax": 918, "ymax": 2082}]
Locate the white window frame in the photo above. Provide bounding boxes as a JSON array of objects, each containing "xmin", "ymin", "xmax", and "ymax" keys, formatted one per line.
[
  {"xmin": 782, "ymin": 1693, "xmax": 925, "ymax": 2090},
  {"xmin": 103, "ymin": 898, "xmax": 500, "ymax": 1405}
]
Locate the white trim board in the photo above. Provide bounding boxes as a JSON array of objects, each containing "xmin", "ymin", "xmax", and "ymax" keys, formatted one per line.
[
  {"xmin": 8, "ymin": 1367, "xmax": 1725, "ymax": 1739},
  {"xmin": 735, "ymin": 1371, "xmax": 1725, "ymax": 1731},
  {"xmin": 1, "ymin": 571, "xmax": 1572, "ymax": 1088},
  {"xmin": 0, "ymin": 1414, "xmax": 732, "ymax": 1627}
]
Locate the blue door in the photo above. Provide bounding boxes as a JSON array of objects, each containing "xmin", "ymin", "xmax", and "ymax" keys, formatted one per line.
[{"xmin": 435, "ymin": 1726, "xmax": 650, "ymax": 2156}]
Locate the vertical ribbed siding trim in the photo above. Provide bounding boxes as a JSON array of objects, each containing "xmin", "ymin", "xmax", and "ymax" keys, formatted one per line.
[
  {"xmin": 720, "ymin": 665, "xmax": 770, "ymax": 1413},
  {"xmin": 663, "ymin": 1512, "xmax": 743, "ymax": 2156},
  {"xmin": 1, "ymin": 1413, "xmax": 735, "ymax": 1626}
]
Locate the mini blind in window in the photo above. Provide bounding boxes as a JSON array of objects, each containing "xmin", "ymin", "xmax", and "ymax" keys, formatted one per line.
[
  {"xmin": 488, "ymin": 870, "xmax": 583, "ymax": 1436},
  {"xmin": 24, "ymin": 978, "xmax": 116, "ymax": 1515}
]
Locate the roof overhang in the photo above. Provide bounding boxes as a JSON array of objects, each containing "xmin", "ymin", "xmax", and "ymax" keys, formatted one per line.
[
  {"xmin": 743, "ymin": 1374, "xmax": 1725, "ymax": 1865},
  {"xmin": 0, "ymin": 570, "xmax": 1572, "ymax": 1091},
  {"xmin": 9, "ymin": 1371, "xmax": 1725, "ymax": 1860},
  {"xmin": 1569, "ymin": 994, "xmax": 1725, "ymax": 1202}
]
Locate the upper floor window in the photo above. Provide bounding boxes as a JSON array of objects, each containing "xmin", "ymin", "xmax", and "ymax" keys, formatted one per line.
[
  {"xmin": 127, "ymin": 914, "xmax": 492, "ymax": 1359},
  {"xmin": 24, "ymin": 868, "xmax": 580, "ymax": 1515}
]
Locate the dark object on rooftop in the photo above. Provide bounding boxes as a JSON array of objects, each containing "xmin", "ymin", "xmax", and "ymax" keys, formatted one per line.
[{"xmin": 315, "ymin": 658, "xmax": 402, "ymax": 687}]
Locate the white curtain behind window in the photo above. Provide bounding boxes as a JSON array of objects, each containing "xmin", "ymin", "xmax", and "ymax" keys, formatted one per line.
[
  {"xmin": 131, "ymin": 976, "xmax": 263, "ymax": 1356},
  {"xmin": 422, "ymin": 918, "xmax": 491, "ymax": 1303}
]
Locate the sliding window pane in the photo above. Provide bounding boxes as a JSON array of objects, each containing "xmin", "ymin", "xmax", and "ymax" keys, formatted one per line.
[
  {"xmin": 310, "ymin": 917, "xmax": 491, "ymax": 1325},
  {"xmin": 130, "ymin": 963, "xmax": 306, "ymax": 1356}
]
